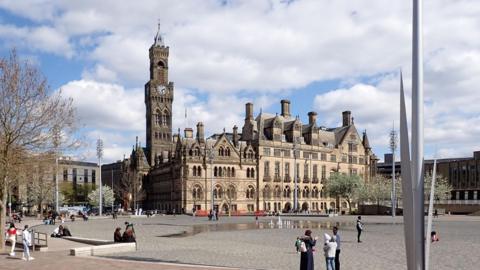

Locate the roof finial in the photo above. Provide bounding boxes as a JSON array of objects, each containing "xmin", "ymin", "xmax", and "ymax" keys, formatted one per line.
[{"xmin": 154, "ymin": 19, "xmax": 164, "ymax": 46}]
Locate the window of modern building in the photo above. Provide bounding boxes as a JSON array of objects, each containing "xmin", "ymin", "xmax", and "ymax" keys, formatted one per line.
[
  {"xmin": 84, "ymin": 169, "xmax": 89, "ymax": 183},
  {"xmin": 63, "ymin": 169, "xmax": 68, "ymax": 181},
  {"xmin": 92, "ymin": 170, "xmax": 96, "ymax": 185},
  {"xmin": 72, "ymin": 168, "xmax": 77, "ymax": 185}
]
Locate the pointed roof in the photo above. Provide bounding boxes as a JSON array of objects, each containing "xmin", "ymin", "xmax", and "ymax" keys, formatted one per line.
[
  {"xmin": 153, "ymin": 21, "xmax": 164, "ymax": 47},
  {"xmin": 363, "ymin": 130, "xmax": 371, "ymax": 149}
]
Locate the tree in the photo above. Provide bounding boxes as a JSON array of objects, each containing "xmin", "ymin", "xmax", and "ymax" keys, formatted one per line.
[
  {"xmin": 88, "ymin": 185, "xmax": 114, "ymax": 208},
  {"xmin": 396, "ymin": 173, "xmax": 453, "ymax": 206},
  {"xmin": 0, "ymin": 50, "xmax": 75, "ymax": 248},
  {"xmin": 360, "ymin": 175, "xmax": 392, "ymax": 206},
  {"xmin": 324, "ymin": 173, "xmax": 363, "ymax": 213}
]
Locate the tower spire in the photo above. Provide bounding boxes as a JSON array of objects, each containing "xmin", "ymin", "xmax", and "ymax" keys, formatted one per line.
[{"xmin": 154, "ymin": 19, "xmax": 164, "ymax": 46}]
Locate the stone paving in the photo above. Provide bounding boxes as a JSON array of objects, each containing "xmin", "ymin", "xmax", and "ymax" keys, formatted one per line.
[{"xmin": 5, "ymin": 215, "xmax": 480, "ymax": 269}]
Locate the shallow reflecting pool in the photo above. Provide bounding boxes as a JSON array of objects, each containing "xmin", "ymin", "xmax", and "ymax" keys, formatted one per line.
[{"xmin": 159, "ymin": 219, "xmax": 355, "ymax": 238}]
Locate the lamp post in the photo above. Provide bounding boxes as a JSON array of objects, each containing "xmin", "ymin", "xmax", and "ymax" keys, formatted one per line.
[
  {"xmin": 390, "ymin": 124, "xmax": 398, "ymax": 218},
  {"xmin": 293, "ymin": 139, "xmax": 298, "ymax": 212},
  {"xmin": 96, "ymin": 139, "xmax": 104, "ymax": 216},
  {"xmin": 207, "ymin": 147, "xmax": 215, "ymax": 220},
  {"xmin": 111, "ymin": 168, "xmax": 114, "ymax": 213}
]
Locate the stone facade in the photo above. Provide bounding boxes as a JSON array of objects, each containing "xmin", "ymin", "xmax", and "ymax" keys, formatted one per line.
[{"xmin": 136, "ymin": 26, "xmax": 377, "ymax": 215}]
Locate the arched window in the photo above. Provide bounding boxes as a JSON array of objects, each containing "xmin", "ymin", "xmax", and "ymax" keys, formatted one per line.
[
  {"xmin": 246, "ymin": 185, "xmax": 255, "ymax": 199},
  {"xmin": 218, "ymin": 167, "xmax": 223, "ymax": 177},
  {"xmin": 226, "ymin": 148, "xmax": 231, "ymax": 156},
  {"xmin": 251, "ymin": 168, "xmax": 255, "ymax": 178},
  {"xmin": 214, "ymin": 185, "xmax": 223, "ymax": 199},
  {"xmin": 219, "ymin": 147, "xmax": 224, "ymax": 156},
  {"xmin": 283, "ymin": 186, "xmax": 291, "ymax": 198},
  {"xmin": 162, "ymin": 110, "xmax": 169, "ymax": 126},
  {"xmin": 155, "ymin": 110, "xmax": 161, "ymax": 126},
  {"xmin": 231, "ymin": 167, "xmax": 235, "ymax": 177},
  {"xmin": 197, "ymin": 167, "xmax": 202, "ymax": 177},
  {"xmin": 194, "ymin": 147, "xmax": 200, "ymax": 156},
  {"xmin": 247, "ymin": 168, "xmax": 250, "ymax": 178},
  {"xmin": 312, "ymin": 187, "xmax": 319, "ymax": 198},
  {"xmin": 192, "ymin": 166, "xmax": 197, "ymax": 177},
  {"xmin": 263, "ymin": 185, "xmax": 271, "ymax": 199},
  {"xmin": 192, "ymin": 184, "xmax": 203, "ymax": 200},
  {"xmin": 303, "ymin": 186, "xmax": 310, "ymax": 198},
  {"xmin": 274, "ymin": 185, "xmax": 281, "ymax": 198},
  {"xmin": 226, "ymin": 185, "xmax": 236, "ymax": 199},
  {"xmin": 214, "ymin": 167, "xmax": 218, "ymax": 177},
  {"xmin": 189, "ymin": 149, "xmax": 193, "ymax": 156},
  {"xmin": 227, "ymin": 167, "xmax": 231, "ymax": 177},
  {"xmin": 248, "ymin": 150, "xmax": 254, "ymax": 159}
]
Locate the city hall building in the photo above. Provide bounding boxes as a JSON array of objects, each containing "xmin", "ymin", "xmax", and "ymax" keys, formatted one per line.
[{"xmin": 127, "ymin": 26, "xmax": 378, "ymax": 215}]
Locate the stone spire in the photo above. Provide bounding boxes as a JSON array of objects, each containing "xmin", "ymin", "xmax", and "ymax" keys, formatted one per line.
[{"xmin": 154, "ymin": 20, "xmax": 164, "ymax": 47}]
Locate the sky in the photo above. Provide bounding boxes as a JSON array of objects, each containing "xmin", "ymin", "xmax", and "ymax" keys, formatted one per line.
[{"xmin": 0, "ymin": 0, "xmax": 479, "ymax": 163}]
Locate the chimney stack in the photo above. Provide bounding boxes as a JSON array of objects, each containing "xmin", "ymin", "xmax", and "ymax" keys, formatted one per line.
[
  {"xmin": 245, "ymin": 103, "xmax": 254, "ymax": 120},
  {"xmin": 281, "ymin": 100, "xmax": 291, "ymax": 118},
  {"xmin": 184, "ymin": 128, "xmax": 193, "ymax": 139},
  {"xmin": 196, "ymin": 122, "xmax": 205, "ymax": 143},
  {"xmin": 308, "ymin": 111, "xmax": 317, "ymax": 126},
  {"xmin": 342, "ymin": 111, "xmax": 352, "ymax": 127},
  {"xmin": 233, "ymin": 125, "xmax": 239, "ymax": 147}
]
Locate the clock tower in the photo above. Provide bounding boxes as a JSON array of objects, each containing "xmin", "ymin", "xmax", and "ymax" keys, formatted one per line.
[{"xmin": 145, "ymin": 23, "xmax": 173, "ymax": 165}]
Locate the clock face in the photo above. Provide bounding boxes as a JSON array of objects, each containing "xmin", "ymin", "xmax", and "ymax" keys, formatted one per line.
[{"xmin": 156, "ymin": 85, "xmax": 166, "ymax": 94}]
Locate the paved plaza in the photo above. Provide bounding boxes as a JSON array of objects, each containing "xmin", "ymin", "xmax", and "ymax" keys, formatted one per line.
[{"xmin": 3, "ymin": 215, "xmax": 480, "ymax": 269}]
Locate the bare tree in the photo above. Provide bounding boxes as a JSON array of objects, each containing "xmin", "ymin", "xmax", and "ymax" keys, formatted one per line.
[{"xmin": 0, "ymin": 50, "xmax": 76, "ymax": 248}]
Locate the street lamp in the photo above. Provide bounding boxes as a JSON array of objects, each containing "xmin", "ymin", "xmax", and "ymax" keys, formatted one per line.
[
  {"xmin": 207, "ymin": 147, "xmax": 215, "ymax": 220},
  {"xmin": 96, "ymin": 139, "xmax": 104, "ymax": 216},
  {"xmin": 390, "ymin": 124, "xmax": 398, "ymax": 218},
  {"xmin": 293, "ymin": 138, "xmax": 299, "ymax": 212}
]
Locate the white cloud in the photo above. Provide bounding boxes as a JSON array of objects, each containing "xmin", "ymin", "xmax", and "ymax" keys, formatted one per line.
[
  {"xmin": 2, "ymin": 0, "xmax": 480, "ymax": 161},
  {"xmin": 59, "ymin": 80, "xmax": 145, "ymax": 132}
]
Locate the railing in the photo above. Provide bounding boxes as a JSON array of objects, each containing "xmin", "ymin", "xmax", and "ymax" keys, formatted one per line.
[
  {"xmin": 312, "ymin": 177, "xmax": 319, "ymax": 184},
  {"xmin": 284, "ymin": 176, "xmax": 291, "ymax": 183},
  {"xmin": 32, "ymin": 231, "xmax": 48, "ymax": 250},
  {"xmin": 302, "ymin": 177, "xmax": 310, "ymax": 183},
  {"xmin": 273, "ymin": 175, "xmax": 281, "ymax": 182}
]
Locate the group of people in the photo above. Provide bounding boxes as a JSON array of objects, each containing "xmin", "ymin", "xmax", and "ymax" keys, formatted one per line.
[
  {"xmin": 296, "ymin": 216, "xmax": 366, "ymax": 270},
  {"xmin": 208, "ymin": 209, "xmax": 219, "ymax": 221},
  {"xmin": 114, "ymin": 222, "xmax": 136, "ymax": 243},
  {"xmin": 296, "ymin": 226, "xmax": 341, "ymax": 270},
  {"xmin": 5, "ymin": 222, "xmax": 34, "ymax": 261},
  {"xmin": 50, "ymin": 225, "xmax": 72, "ymax": 238}
]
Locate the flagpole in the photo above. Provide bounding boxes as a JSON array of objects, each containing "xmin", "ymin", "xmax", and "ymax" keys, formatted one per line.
[{"xmin": 412, "ymin": 0, "xmax": 425, "ymax": 269}]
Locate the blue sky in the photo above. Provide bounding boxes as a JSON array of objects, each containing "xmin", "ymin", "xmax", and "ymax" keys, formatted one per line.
[{"xmin": 1, "ymin": 0, "xmax": 479, "ymax": 163}]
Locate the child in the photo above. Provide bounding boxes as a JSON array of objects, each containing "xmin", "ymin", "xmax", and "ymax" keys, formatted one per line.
[
  {"xmin": 295, "ymin": 237, "xmax": 302, "ymax": 253},
  {"xmin": 431, "ymin": 231, "xmax": 439, "ymax": 242},
  {"xmin": 22, "ymin": 225, "xmax": 34, "ymax": 261}
]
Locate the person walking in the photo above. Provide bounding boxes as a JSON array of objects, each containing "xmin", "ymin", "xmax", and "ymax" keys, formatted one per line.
[
  {"xmin": 323, "ymin": 234, "xmax": 337, "ymax": 270},
  {"xmin": 22, "ymin": 225, "xmax": 34, "ymax": 261},
  {"xmin": 299, "ymin": 229, "xmax": 317, "ymax": 270},
  {"xmin": 7, "ymin": 222, "xmax": 17, "ymax": 257},
  {"xmin": 356, "ymin": 216, "xmax": 364, "ymax": 243},
  {"xmin": 333, "ymin": 226, "xmax": 341, "ymax": 270}
]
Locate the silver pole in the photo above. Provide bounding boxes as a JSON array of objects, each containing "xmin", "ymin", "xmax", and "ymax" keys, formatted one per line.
[
  {"xmin": 390, "ymin": 123, "xmax": 397, "ymax": 218},
  {"xmin": 210, "ymin": 151, "xmax": 215, "ymax": 220},
  {"xmin": 96, "ymin": 139, "xmax": 104, "ymax": 216},
  {"xmin": 412, "ymin": 0, "xmax": 425, "ymax": 269},
  {"xmin": 425, "ymin": 159, "xmax": 437, "ymax": 270}
]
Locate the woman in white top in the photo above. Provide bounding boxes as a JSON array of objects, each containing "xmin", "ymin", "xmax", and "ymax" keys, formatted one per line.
[{"xmin": 323, "ymin": 233, "xmax": 337, "ymax": 270}]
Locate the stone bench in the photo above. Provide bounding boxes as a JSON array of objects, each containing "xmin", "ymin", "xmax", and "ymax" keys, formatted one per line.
[
  {"xmin": 63, "ymin": 236, "xmax": 113, "ymax": 245},
  {"xmin": 70, "ymin": 242, "xmax": 137, "ymax": 256}
]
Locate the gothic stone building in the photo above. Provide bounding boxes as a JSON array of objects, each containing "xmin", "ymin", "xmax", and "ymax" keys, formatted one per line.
[{"xmin": 137, "ymin": 25, "xmax": 377, "ymax": 214}]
